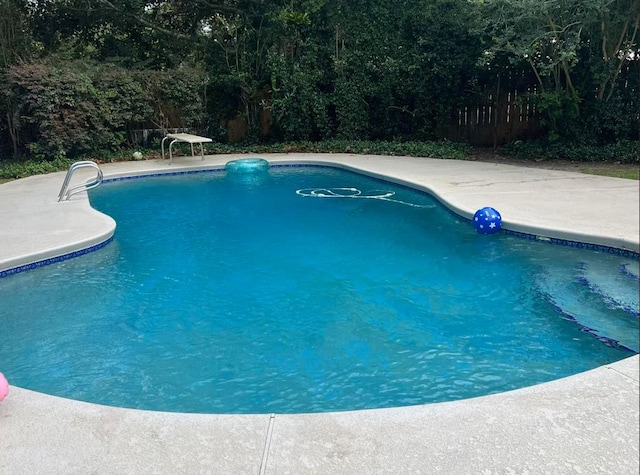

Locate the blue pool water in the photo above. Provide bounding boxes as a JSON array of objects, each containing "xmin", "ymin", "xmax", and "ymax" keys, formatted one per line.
[{"xmin": 0, "ymin": 165, "xmax": 637, "ymax": 414}]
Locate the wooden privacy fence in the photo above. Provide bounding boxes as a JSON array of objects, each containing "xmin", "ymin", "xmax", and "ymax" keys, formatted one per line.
[
  {"xmin": 443, "ymin": 87, "xmax": 542, "ymax": 147},
  {"xmin": 132, "ymin": 91, "xmax": 543, "ymax": 147}
]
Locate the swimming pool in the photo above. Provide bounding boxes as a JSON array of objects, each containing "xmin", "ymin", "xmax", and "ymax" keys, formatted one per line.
[{"xmin": 0, "ymin": 164, "xmax": 637, "ymax": 414}]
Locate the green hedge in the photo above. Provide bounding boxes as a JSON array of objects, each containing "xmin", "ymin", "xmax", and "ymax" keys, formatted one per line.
[
  {"xmin": 0, "ymin": 140, "xmax": 472, "ymax": 179},
  {"xmin": 0, "ymin": 157, "xmax": 75, "ymax": 179},
  {"xmin": 205, "ymin": 139, "xmax": 473, "ymax": 160},
  {"xmin": 501, "ymin": 139, "xmax": 639, "ymax": 164},
  {"xmin": 3, "ymin": 60, "xmax": 207, "ymax": 160}
]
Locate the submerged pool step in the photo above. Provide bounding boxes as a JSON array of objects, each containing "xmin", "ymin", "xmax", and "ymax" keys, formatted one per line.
[
  {"xmin": 621, "ymin": 261, "xmax": 639, "ymax": 280},
  {"xmin": 577, "ymin": 260, "xmax": 639, "ymax": 317},
  {"xmin": 536, "ymin": 264, "xmax": 639, "ymax": 353}
]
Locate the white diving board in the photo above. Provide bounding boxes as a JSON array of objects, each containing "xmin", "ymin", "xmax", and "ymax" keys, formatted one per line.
[{"xmin": 161, "ymin": 133, "xmax": 213, "ymax": 165}]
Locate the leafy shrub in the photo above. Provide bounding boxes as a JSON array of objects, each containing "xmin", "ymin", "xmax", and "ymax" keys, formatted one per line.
[
  {"xmin": 501, "ymin": 139, "xmax": 639, "ymax": 163},
  {"xmin": 206, "ymin": 139, "xmax": 472, "ymax": 160},
  {"xmin": 582, "ymin": 96, "xmax": 639, "ymax": 145},
  {"xmin": 0, "ymin": 157, "xmax": 74, "ymax": 180},
  {"xmin": 140, "ymin": 68, "xmax": 208, "ymax": 131},
  {"xmin": 527, "ymin": 91, "xmax": 580, "ymax": 140},
  {"xmin": 268, "ymin": 51, "xmax": 332, "ymax": 141},
  {"xmin": 3, "ymin": 60, "xmax": 207, "ymax": 160}
]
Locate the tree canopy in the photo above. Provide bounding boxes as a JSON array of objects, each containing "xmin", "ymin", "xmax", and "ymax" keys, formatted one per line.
[{"xmin": 0, "ymin": 0, "xmax": 637, "ymax": 158}]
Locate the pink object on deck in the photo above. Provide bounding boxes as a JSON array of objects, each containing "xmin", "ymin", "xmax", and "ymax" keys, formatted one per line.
[{"xmin": 0, "ymin": 372, "xmax": 9, "ymax": 402}]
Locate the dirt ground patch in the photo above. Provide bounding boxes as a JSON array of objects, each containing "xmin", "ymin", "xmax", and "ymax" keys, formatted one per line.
[{"xmin": 469, "ymin": 148, "xmax": 639, "ymax": 180}]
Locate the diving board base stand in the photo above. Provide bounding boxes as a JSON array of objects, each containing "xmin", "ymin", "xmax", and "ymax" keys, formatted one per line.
[{"xmin": 161, "ymin": 133, "xmax": 213, "ymax": 165}]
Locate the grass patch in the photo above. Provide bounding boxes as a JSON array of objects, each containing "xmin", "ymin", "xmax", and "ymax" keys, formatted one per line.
[{"xmin": 577, "ymin": 166, "xmax": 639, "ymax": 180}]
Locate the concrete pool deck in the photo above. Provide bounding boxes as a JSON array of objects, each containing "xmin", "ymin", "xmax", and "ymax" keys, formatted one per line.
[{"xmin": 0, "ymin": 153, "xmax": 638, "ymax": 473}]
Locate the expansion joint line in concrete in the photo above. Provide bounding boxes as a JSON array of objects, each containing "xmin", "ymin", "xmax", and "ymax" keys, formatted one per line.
[
  {"xmin": 259, "ymin": 413, "xmax": 276, "ymax": 475},
  {"xmin": 607, "ymin": 366, "xmax": 640, "ymax": 383}
]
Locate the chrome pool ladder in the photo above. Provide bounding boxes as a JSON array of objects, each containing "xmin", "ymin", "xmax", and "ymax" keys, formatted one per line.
[{"xmin": 58, "ymin": 161, "xmax": 104, "ymax": 202}]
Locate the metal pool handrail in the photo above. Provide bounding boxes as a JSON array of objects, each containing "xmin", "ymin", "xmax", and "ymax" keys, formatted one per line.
[{"xmin": 58, "ymin": 161, "xmax": 103, "ymax": 202}]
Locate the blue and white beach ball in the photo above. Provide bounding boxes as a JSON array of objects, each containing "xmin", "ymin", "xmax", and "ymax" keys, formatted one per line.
[{"xmin": 473, "ymin": 207, "xmax": 502, "ymax": 234}]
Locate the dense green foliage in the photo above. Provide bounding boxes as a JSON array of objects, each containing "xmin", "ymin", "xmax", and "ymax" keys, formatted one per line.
[
  {"xmin": 0, "ymin": 139, "xmax": 471, "ymax": 179},
  {"xmin": 0, "ymin": 0, "xmax": 638, "ymax": 161},
  {"xmin": 208, "ymin": 139, "xmax": 473, "ymax": 158},
  {"xmin": 0, "ymin": 157, "xmax": 75, "ymax": 179},
  {"xmin": 481, "ymin": 0, "xmax": 639, "ymax": 144},
  {"xmin": 3, "ymin": 60, "xmax": 207, "ymax": 159},
  {"xmin": 501, "ymin": 138, "xmax": 639, "ymax": 163}
]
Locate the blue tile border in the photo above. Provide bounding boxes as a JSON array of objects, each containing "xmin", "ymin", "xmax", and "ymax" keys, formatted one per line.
[
  {"xmin": 101, "ymin": 163, "xmax": 327, "ymax": 184},
  {"xmin": 2, "ymin": 162, "xmax": 638, "ymax": 279},
  {"xmin": 103, "ymin": 167, "xmax": 226, "ymax": 183},
  {"xmin": 433, "ymin": 199, "xmax": 638, "ymax": 259},
  {"xmin": 0, "ymin": 236, "xmax": 114, "ymax": 279},
  {"xmin": 500, "ymin": 228, "xmax": 639, "ymax": 259}
]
